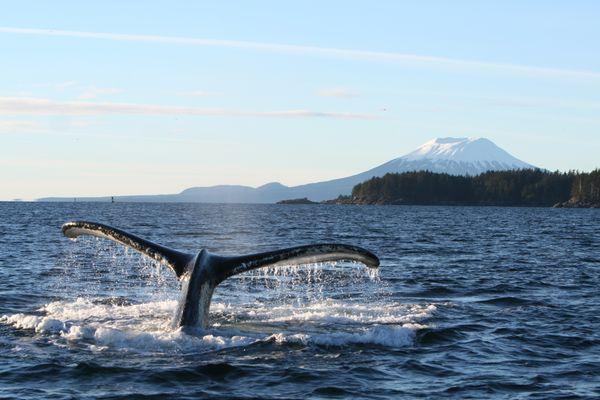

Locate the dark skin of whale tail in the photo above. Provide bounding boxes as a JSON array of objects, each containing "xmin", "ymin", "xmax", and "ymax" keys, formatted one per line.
[
  {"xmin": 62, "ymin": 220, "xmax": 380, "ymax": 328},
  {"xmin": 62, "ymin": 221, "xmax": 193, "ymax": 278}
]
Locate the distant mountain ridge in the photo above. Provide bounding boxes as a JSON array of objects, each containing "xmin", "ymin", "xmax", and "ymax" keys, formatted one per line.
[{"xmin": 39, "ymin": 137, "xmax": 536, "ymax": 203}]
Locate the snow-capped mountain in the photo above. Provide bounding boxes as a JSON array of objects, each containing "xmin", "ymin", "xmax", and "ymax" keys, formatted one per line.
[
  {"xmin": 376, "ymin": 137, "xmax": 534, "ymax": 176},
  {"xmin": 39, "ymin": 137, "xmax": 536, "ymax": 203},
  {"xmin": 277, "ymin": 137, "xmax": 535, "ymax": 201}
]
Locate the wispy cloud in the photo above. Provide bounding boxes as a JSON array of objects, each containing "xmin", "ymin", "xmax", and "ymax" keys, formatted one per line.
[
  {"xmin": 317, "ymin": 88, "xmax": 358, "ymax": 98},
  {"xmin": 1, "ymin": 26, "xmax": 600, "ymax": 80},
  {"xmin": 0, "ymin": 96, "xmax": 378, "ymax": 120},
  {"xmin": 78, "ymin": 86, "xmax": 122, "ymax": 100}
]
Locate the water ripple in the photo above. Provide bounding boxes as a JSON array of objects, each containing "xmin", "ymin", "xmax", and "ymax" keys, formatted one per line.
[{"xmin": 0, "ymin": 203, "xmax": 598, "ymax": 399}]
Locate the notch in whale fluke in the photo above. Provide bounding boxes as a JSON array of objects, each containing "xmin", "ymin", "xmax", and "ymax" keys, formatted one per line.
[{"xmin": 61, "ymin": 220, "xmax": 380, "ymax": 328}]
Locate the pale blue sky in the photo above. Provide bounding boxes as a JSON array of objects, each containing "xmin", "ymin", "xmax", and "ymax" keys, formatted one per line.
[{"xmin": 1, "ymin": 1, "xmax": 599, "ymax": 200}]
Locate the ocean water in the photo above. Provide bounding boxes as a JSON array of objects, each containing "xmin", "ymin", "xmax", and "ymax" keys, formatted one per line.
[{"xmin": 0, "ymin": 202, "xmax": 598, "ymax": 399}]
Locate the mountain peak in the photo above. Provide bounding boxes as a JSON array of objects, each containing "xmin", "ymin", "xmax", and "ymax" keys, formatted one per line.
[
  {"xmin": 257, "ymin": 182, "xmax": 288, "ymax": 189},
  {"xmin": 428, "ymin": 137, "xmax": 476, "ymax": 144},
  {"xmin": 401, "ymin": 137, "xmax": 528, "ymax": 165}
]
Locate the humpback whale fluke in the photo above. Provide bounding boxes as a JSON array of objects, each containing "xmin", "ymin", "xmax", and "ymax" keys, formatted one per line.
[{"xmin": 62, "ymin": 221, "xmax": 380, "ymax": 329}]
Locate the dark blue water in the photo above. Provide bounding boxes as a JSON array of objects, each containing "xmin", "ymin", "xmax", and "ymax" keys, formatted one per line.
[{"xmin": 0, "ymin": 203, "xmax": 598, "ymax": 399}]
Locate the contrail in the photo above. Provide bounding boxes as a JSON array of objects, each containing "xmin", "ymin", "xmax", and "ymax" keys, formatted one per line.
[{"xmin": 1, "ymin": 26, "xmax": 600, "ymax": 80}]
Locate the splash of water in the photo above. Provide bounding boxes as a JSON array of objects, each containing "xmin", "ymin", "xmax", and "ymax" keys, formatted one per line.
[{"xmin": 2, "ymin": 238, "xmax": 432, "ymax": 354}]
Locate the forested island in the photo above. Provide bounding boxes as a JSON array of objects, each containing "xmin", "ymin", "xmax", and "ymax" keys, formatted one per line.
[
  {"xmin": 327, "ymin": 169, "xmax": 600, "ymax": 207},
  {"xmin": 276, "ymin": 198, "xmax": 317, "ymax": 204}
]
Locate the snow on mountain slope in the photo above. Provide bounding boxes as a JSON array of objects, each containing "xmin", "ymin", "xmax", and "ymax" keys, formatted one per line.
[
  {"xmin": 369, "ymin": 137, "xmax": 535, "ymax": 178},
  {"xmin": 401, "ymin": 137, "xmax": 531, "ymax": 165}
]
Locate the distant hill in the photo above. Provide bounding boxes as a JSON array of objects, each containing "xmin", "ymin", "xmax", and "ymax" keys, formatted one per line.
[{"xmin": 39, "ymin": 137, "xmax": 536, "ymax": 203}]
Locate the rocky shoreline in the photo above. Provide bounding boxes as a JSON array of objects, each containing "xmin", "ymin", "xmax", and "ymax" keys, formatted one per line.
[
  {"xmin": 277, "ymin": 195, "xmax": 600, "ymax": 208},
  {"xmin": 553, "ymin": 199, "xmax": 600, "ymax": 208}
]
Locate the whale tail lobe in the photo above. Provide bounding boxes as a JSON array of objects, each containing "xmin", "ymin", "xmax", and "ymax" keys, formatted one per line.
[{"xmin": 62, "ymin": 221, "xmax": 194, "ymax": 278}]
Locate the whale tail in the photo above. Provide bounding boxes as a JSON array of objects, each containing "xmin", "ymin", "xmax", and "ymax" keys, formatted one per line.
[{"xmin": 62, "ymin": 221, "xmax": 380, "ymax": 328}]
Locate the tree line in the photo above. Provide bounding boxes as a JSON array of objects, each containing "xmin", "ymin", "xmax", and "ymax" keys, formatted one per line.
[{"xmin": 347, "ymin": 169, "xmax": 600, "ymax": 207}]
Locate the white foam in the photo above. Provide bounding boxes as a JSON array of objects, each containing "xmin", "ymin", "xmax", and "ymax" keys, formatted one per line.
[
  {"xmin": 62, "ymin": 324, "xmax": 95, "ymax": 340},
  {"xmin": 0, "ymin": 313, "xmax": 66, "ymax": 333},
  {"xmin": 1, "ymin": 314, "xmax": 42, "ymax": 330},
  {"xmin": 35, "ymin": 317, "xmax": 66, "ymax": 333},
  {"xmin": 42, "ymin": 297, "xmax": 176, "ymax": 324},
  {"xmin": 212, "ymin": 299, "xmax": 436, "ymax": 325},
  {"xmin": 1, "ymin": 296, "xmax": 437, "ymax": 352},
  {"xmin": 268, "ymin": 324, "xmax": 423, "ymax": 347}
]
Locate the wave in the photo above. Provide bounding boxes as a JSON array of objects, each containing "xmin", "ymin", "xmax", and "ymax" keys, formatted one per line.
[
  {"xmin": 474, "ymin": 296, "xmax": 536, "ymax": 307},
  {"xmin": 267, "ymin": 324, "xmax": 426, "ymax": 348},
  {"xmin": 212, "ymin": 299, "xmax": 436, "ymax": 325},
  {"xmin": 0, "ymin": 297, "xmax": 436, "ymax": 353}
]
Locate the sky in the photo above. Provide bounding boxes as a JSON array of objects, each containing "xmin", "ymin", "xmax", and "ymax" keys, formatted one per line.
[{"xmin": 1, "ymin": 1, "xmax": 599, "ymax": 200}]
